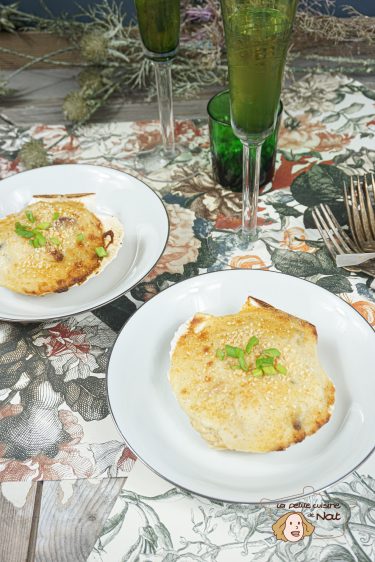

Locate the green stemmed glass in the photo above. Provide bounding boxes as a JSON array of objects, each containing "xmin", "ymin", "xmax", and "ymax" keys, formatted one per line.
[
  {"xmin": 134, "ymin": 0, "xmax": 180, "ymax": 171},
  {"xmin": 220, "ymin": 0, "xmax": 297, "ymax": 246}
]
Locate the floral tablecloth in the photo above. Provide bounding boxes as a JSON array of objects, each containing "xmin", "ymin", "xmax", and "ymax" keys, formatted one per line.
[
  {"xmin": 0, "ymin": 72, "xmax": 374, "ymax": 483},
  {"xmin": 88, "ymin": 455, "xmax": 375, "ymax": 562}
]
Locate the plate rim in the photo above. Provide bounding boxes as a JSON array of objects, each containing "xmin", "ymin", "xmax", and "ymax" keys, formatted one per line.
[
  {"xmin": 0, "ymin": 163, "xmax": 170, "ymax": 322},
  {"xmin": 107, "ymin": 268, "xmax": 375, "ymax": 504}
]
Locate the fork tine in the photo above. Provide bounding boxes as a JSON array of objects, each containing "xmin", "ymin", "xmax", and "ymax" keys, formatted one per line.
[
  {"xmin": 364, "ymin": 174, "xmax": 375, "ymax": 239},
  {"xmin": 313, "ymin": 205, "xmax": 349, "ymax": 257},
  {"xmin": 372, "ymin": 174, "xmax": 375, "ymax": 203},
  {"xmin": 350, "ymin": 176, "xmax": 366, "ymax": 242},
  {"xmin": 320, "ymin": 203, "xmax": 359, "ymax": 252},
  {"xmin": 312, "ymin": 207, "xmax": 339, "ymax": 262},
  {"xmin": 319, "ymin": 204, "xmax": 356, "ymax": 254},
  {"xmin": 344, "ymin": 182, "xmax": 361, "ymax": 248},
  {"xmin": 357, "ymin": 175, "xmax": 373, "ymax": 240}
]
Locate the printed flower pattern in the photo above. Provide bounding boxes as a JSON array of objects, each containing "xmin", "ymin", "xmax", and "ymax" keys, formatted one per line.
[
  {"xmin": 281, "ymin": 227, "xmax": 315, "ymax": 253},
  {"xmin": 279, "ymin": 114, "xmax": 352, "ymax": 153},
  {"xmin": 351, "ymin": 301, "xmax": 375, "ymax": 327},
  {"xmin": 0, "ymin": 71, "xmax": 374, "ymax": 484},
  {"xmin": 146, "ymin": 204, "xmax": 201, "ymax": 280},
  {"xmin": 229, "ymin": 255, "xmax": 269, "ymax": 269}
]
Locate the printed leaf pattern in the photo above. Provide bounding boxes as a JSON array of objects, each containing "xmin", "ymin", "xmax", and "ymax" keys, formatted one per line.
[
  {"xmin": 88, "ymin": 465, "xmax": 375, "ymax": 562},
  {"xmin": 0, "ymin": 72, "xmax": 374, "ymax": 485}
]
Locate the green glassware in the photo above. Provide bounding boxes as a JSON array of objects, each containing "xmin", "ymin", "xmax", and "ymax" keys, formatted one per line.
[
  {"xmin": 208, "ymin": 90, "xmax": 282, "ymax": 191},
  {"xmin": 220, "ymin": 0, "xmax": 297, "ymax": 244},
  {"xmin": 134, "ymin": 0, "xmax": 181, "ymax": 170},
  {"xmin": 135, "ymin": 0, "xmax": 180, "ymax": 60}
]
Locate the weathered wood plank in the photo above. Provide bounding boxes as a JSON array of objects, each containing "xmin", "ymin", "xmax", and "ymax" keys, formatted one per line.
[
  {"xmin": 0, "ymin": 30, "xmax": 374, "ymax": 70},
  {"xmin": 0, "ymin": 58, "xmax": 374, "ymax": 127},
  {"xmin": 0, "ymin": 32, "xmax": 80, "ymax": 69},
  {"xmin": 0, "ymin": 482, "xmax": 37, "ymax": 562},
  {"xmin": 35, "ymin": 478, "xmax": 125, "ymax": 562}
]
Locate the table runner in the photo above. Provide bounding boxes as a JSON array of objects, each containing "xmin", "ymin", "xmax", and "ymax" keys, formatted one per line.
[
  {"xmin": 88, "ymin": 455, "xmax": 375, "ymax": 562},
  {"xmin": 0, "ymin": 72, "xmax": 374, "ymax": 483}
]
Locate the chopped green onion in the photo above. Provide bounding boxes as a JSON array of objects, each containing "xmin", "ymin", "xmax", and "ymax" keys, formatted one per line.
[
  {"xmin": 52, "ymin": 212, "xmax": 60, "ymax": 221},
  {"xmin": 25, "ymin": 210, "xmax": 35, "ymax": 223},
  {"xmin": 263, "ymin": 365, "xmax": 277, "ymax": 376},
  {"xmin": 238, "ymin": 350, "xmax": 248, "ymax": 372},
  {"xmin": 95, "ymin": 246, "xmax": 108, "ymax": 258},
  {"xmin": 252, "ymin": 368, "xmax": 263, "ymax": 377},
  {"xmin": 76, "ymin": 233, "xmax": 85, "ymax": 242},
  {"xmin": 36, "ymin": 222, "xmax": 51, "ymax": 230},
  {"xmin": 276, "ymin": 364, "xmax": 287, "ymax": 375},
  {"xmin": 263, "ymin": 348, "xmax": 281, "ymax": 358},
  {"xmin": 34, "ymin": 232, "xmax": 46, "ymax": 247},
  {"xmin": 50, "ymin": 237, "xmax": 61, "ymax": 246},
  {"xmin": 29, "ymin": 239, "xmax": 34, "ymax": 246},
  {"xmin": 32, "ymin": 238, "xmax": 40, "ymax": 248},
  {"xmin": 256, "ymin": 356, "xmax": 274, "ymax": 368},
  {"xmin": 15, "ymin": 222, "xmax": 34, "ymax": 239},
  {"xmin": 230, "ymin": 364, "xmax": 242, "ymax": 370},
  {"xmin": 225, "ymin": 345, "xmax": 242, "ymax": 358},
  {"xmin": 245, "ymin": 336, "xmax": 259, "ymax": 354},
  {"xmin": 216, "ymin": 349, "xmax": 225, "ymax": 360},
  {"xmin": 36, "ymin": 222, "xmax": 50, "ymax": 230}
]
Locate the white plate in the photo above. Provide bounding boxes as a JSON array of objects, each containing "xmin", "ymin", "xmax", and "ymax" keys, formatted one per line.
[
  {"xmin": 108, "ymin": 269, "xmax": 375, "ymax": 503},
  {"xmin": 0, "ymin": 164, "xmax": 169, "ymax": 321}
]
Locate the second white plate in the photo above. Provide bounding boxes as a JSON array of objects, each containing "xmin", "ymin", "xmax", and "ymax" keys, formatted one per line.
[
  {"xmin": 0, "ymin": 164, "xmax": 169, "ymax": 321},
  {"xmin": 108, "ymin": 269, "xmax": 375, "ymax": 503}
]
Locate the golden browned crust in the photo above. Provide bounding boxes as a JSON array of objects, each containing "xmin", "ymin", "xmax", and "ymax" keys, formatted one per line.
[
  {"xmin": 169, "ymin": 298, "xmax": 335, "ymax": 453},
  {"xmin": 0, "ymin": 197, "xmax": 123, "ymax": 296}
]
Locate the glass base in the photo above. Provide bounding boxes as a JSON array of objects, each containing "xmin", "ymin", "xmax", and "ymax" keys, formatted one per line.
[
  {"xmin": 131, "ymin": 145, "xmax": 182, "ymax": 175},
  {"xmin": 207, "ymin": 226, "xmax": 260, "ymax": 269}
]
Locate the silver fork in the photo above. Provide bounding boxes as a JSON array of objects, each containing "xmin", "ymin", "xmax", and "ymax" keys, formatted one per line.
[
  {"xmin": 312, "ymin": 203, "xmax": 375, "ymax": 277},
  {"xmin": 344, "ymin": 174, "xmax": 375, "ymax": 251}
]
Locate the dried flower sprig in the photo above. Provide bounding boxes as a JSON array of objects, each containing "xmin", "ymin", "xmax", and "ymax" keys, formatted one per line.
[
  {"xmin": 0, "ymin": 0, "xmax": 373, "ymax": 126},
  {"xmin": 19, "ymin": 139, "xmax": 50, "ymax": 169}
]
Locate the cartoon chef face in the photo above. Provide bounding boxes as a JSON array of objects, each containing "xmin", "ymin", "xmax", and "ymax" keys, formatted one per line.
[
  {"xmin": 283, "ymin": 513, "xmax": 304, "ymax": 542},
  {"xmin": 272, "ymin": 511, "xmax": 315, "ymax": 543}
]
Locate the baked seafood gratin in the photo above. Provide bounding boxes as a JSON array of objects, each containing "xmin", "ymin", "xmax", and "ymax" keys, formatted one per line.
[
  {"xmin": 0, "ymin": 194, "xmax": 123, "ymax": 295},
  {"xmin": 169, "ymin": 297, "xmax": 335, "ymax": 453}
]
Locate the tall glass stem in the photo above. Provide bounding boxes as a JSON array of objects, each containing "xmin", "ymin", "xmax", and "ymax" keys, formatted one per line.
[
  {"xmin": 153, "ymin": 60, "xmax": 175, "ymax": 159},
  {"xmin": 241, "ymin": 140, "xmax": 262, "ymax": 241}
]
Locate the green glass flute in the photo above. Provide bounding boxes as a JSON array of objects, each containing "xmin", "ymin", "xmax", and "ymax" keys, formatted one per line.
[
  {"xmin": 220, "ymin": 0, "xmax": 297, "ymax": 245},
  {"xmin": 134, "ymin": 0, "xmax": 180, "ymax": 170}
]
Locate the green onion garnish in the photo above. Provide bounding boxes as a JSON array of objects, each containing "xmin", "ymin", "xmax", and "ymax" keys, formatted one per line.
[
  {"xmin": 25, "ymin": 210, "xmax": 35, "ymax": 223},
  {"xmin": 263, "ymin": 365, "xmax": 277, "ymax": 376},
  {"xmin": 216, "ymin": 338, "xmax": 286, "ymax": 379},
  {"xmin": 276, "ymin": 364, "xmax": 287, "ymax": 375},
  {"xmin": 225, "ymin": 345, "xmax": 242, "ymax": 358},
  {"xmin": 256, "ymin": 356, "xmax": 274, "ymax": 368},
  {"xmin": 52, "ymin": 212, "xmax": 60, "ymax": 221},
  {"xmin": 216, "ymin": 349, "xmax": 225, "ymax": 360},
  {"xmin": 76, "ymin": 233, "xmax": 85, "ymax": 242},
  {"xmin": 34, "ymin": 232, "xmax": 46, "ymax": 247},
  {"xmin": 50, "ymin": 237, "xmax": 61, "ymax": 246},
  {"xmin": 33, "ymin": 238, "xmax": 40, "ymax": 248},
  {"xmin": 238, "ymin": 350, "xmax": 248, "ymax": 372},
  {"xmin": 245, "ymin": 336, "xmax": 259, "ymax": 354},
  {"xmin": 95, "ymin": 246, "xmax": 108, "ymax": 258},
  {"xmin": 15, "ymin": 222, "xmax": 34, "ymax": 239},
  {"xmin": 36, "ymin": 222, "xmax": 50, "ymax": 230},
  {"xmin": 263, "ymin": 348, "xmax": 281, "ymax": 358}
]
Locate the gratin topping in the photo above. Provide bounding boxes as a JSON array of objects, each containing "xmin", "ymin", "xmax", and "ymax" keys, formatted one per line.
[
  {"xmin": 14, "ymin": 206, "xmax": 110, "ymax": 260},
  {"xmin": 215, "ymin": 337, "xmax": 287, "ymax": 376}
]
